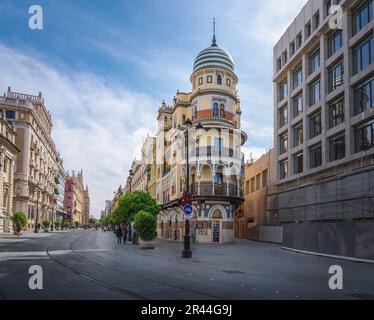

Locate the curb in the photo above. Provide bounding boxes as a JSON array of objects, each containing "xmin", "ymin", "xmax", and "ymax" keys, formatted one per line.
[{"xmin": 282, "ymin": 247, "xmax": 374, "ymax": 264}]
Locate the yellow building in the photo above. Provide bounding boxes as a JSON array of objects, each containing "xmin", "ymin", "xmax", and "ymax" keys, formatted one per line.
[
  {"xmin": 155, "ymin": 28, "xmax": 247, "ymax": 243},
  {"xmin": 0, "ymin": 111, "xmax": 19, "ymax": 233},
  {"xmin": 71, "ymin": 170, "xmax": 90, "ymax": 226}
]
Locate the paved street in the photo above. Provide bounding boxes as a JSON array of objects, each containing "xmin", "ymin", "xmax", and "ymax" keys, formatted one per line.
[{"xmin": 0, "ymin": 229, "xmax": 373, "ymax": 300}]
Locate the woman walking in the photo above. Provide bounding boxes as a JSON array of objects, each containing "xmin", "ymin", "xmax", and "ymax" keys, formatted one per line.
[{"xmin": 122, "ymin": 226, "xmax": 128, "ymax": 244}]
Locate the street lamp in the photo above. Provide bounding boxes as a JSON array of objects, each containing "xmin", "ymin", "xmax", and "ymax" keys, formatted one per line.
[
  {"xmin": 33, "ymin": 183, "xmax": 42, "ymax": 233},
  {"xmin": 182, "ymin": 119, "xmax": 203, "ymax": 259}
]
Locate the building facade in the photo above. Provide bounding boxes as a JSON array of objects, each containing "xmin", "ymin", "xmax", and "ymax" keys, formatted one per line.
[
  {"xmin": 64, "ymin": 177, "xmax": 76, "ymax": 222},
  {"xmin": 271, "ymin": 0, "xmax": 374, "ymax": 259},
  {"xmin": 156, "ymin": 30, "xmax": 247, "ymax": 244},
  {"xmin": 235, "ymin": 149, "xmax": 277, "ymax": 240},
  {"xmin": 55, "ymin": 155, "xmax": 68, "ymax": 224},
  {"xmin": 0, "ymin": 111, "xmax": 19, "ymax": 233},
  {"xmin": 0, "ymin": 87, "xmax": 59, "ymax": 230}
]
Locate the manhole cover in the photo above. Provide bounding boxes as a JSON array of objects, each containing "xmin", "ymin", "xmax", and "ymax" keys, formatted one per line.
[{"xmin": 223, "ymin": 270, "xmax": 245, "ymax": 274}]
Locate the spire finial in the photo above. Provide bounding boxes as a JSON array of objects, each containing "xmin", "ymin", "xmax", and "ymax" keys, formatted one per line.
[{"xmin": 212, "ymin": 18, "xmax": 217, "ymax": 47}]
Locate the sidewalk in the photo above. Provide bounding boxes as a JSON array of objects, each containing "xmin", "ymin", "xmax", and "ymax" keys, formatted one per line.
[{"xmin": 0, "ymin": 229, "xmax": 71, "ymax": 239}]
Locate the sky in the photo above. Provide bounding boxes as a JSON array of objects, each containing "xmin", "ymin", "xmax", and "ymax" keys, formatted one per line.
[{"xmin": 0, "ymin": 0, "xmax": 306, "ymax": 217}]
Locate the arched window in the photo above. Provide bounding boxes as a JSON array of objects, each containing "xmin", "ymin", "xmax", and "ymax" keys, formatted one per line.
[
  {"xmin": 217, "ymin": 75, "xmax": 222, "ymax": 85},
  {"xmin": 220, "ymin": 104, "xmax": 225, "ymax": 117},
  {"xmin": 213, "ymin": 103, "xmax": 219, "ymax": 117}
]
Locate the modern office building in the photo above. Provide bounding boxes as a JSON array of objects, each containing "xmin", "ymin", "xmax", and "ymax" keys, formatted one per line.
[{"xmin": 271, "ymin": 0, "xmax": 374, "ymax": 259}]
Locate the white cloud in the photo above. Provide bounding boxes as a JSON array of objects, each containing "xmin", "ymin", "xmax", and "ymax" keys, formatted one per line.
[
  {"xmin": 0, "ymin": 43, "xmax": 157, "ymax": 217},
  {"xmin": 227, "ymin": 0, "xmax": 306, "ymax": 47}
]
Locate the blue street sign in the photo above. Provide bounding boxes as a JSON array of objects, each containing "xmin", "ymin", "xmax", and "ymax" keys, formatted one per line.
[{"xmin": 183, "ymin": 204, "xmax": 193, "ymax": 216}]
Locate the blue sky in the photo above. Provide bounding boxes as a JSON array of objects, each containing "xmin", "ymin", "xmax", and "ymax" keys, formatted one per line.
[{"xmin": 0, "ymin": 0, "xmax": 306, "ymax": 216}]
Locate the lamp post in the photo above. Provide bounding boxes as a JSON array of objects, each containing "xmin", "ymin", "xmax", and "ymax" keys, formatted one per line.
[
  {"xmin": 182, "ymin": 120, "xmax": 203, "ymax": 259},
  {"xmin": 33, "ymin": 183, "xmax": 42, "ymax": 233}
]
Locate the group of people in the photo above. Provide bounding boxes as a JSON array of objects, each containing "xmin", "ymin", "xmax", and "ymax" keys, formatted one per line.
[{"xmin": 114, "ymin": 223, "xmax": 137, "ymax": 244}]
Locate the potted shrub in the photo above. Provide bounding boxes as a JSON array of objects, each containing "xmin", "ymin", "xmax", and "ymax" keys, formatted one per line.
[
  {"xmin": 134, "ymin": 211, "xmax": 157, "ymax": 249},
  {"xmin": 42, "ymin": 220, "xmax": 51, "ymax": 232},
  {"xmin": 55, "ymin": 219, "xmax": 61, "ymax": 230},
  {"xmin": 64, "ymin": 221, "xmax": 70, "ymax": 230},
  {"xmin": 74, "ymin": 221, "xmax": 80, "ymax": 229},
  {"xmin": 10, "ymin": 212, "xmax": 27, "ymax": 236}
]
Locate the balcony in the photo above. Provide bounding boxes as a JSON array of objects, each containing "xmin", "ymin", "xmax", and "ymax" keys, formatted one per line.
[
  {"xmin": 193, "ymin": 147, "xmax": 236, "ymax": 158},
  {"xmin": 191, "ymin": 182, "xmax": 240, "ymax": 198}
]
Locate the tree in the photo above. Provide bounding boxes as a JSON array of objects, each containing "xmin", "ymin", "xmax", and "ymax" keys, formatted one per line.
[
  {"xmin": 117, "ymin": 191, "xmax": 160, "ymax": 222},
  {"xmin": 134, "ymin": 211, "xmax": 157, "ymax": 241},
  {"xmin": 10, "ymin": 212, "xmax": 28, "ymax": 234}
]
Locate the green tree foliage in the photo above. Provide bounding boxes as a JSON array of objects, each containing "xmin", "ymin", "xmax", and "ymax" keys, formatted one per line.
[
  {"xmin": 117, "ymin": 191, "xmax": 160, "ymax": 222},
  {"xmin": 134, "ymin": 211, "xmax": 157, "ymax": 241},
  {"xmin": 55, "ymin": 219, "xmax": 61, "ymax": 230},
  {"xmin": 10, "ymin": 212, "xmax": 28, "ymax": 232},
  {"xmin": 42, "ymin": 220, "xmax": 51, "ymax": 229}
]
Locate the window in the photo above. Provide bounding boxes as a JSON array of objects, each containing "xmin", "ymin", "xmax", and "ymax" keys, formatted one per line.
[
  {"xmin": 214, "ymin": 173, "xmax": 223, "ymax": 185},
  {"xmin": 207, "ymin": 75, "xmax": 213, "ymax": 83},
  {"xmin": 279, "ymin": 79, "xmax": 288, "ymax": 101},
  {"xmin": 328, "ymin": 30, "xmax": 342, "ymax": 57},
  {"xmin": 217, "ymin": 75, "xmax": 222, "ymax": 85},
  {"xmin": 328, "ymin": 60, "xmax": 344, "ymax": 93},
  {"xmin": 245, "ymin": 180, "xmax": 250, "ymax": 195},
  {"xmin": 329, "ymin": 98, "xmax": 345, "ymax": 128},
  {"xmin": 193, "ymin": 105, "xmax": 197, "ymax": 119},
  {"xmin": 309, "ymin": 111, "xmax": 322, "ymax": 139},
  {"xmin": 353, "ymin": 36, "xmax": 374, "ymax": 74},
  {"xmin": 214, "ymin": 138, "xmax": 223, "ymax": 153},
  {"xmin": 277, "ymin": 58, "xmax": 282, "ymax": 72},
  {"xmin": 313, "ymin": 11, "xmax": 320, "ymax": 30},
  {"xmin": 293, "ymin": 123, "xmax": 303, "ymax": 147},
  {"xmin": 293, "ymin": 152, "xmax": 304, "ymax": 174},
  {"xmin": 309, "ymin": 48, "xmax": 320, "ymax": 74},
  {"xmin": 355, "ymin": 119, "xmax": 374, "ymax": 152},
  {"xmin": 226, "ymin": 78, "xmax": 231, "ymax": 86},
  {"xmin": 250, "ymin": 178, "xmax": 255, "ymax": 192},
  {"xmin": 262, "ymin": 170, "xmax": 268, "ymax": 188},
  {"xmin": 354, "ymin": 77, "xmax": 374, "ymax": 115},
  {"xmin": 296, "ymin": 33, "xmax": 303, "ymax": 49},
  {"xmin": 198, "ymin": 77, "xmax": 203, "ymax": 85},
  {"xmin": 220, "ymin": 104, "xmax": 225, "ymax": 117},
  {"xmin": 310, "ymin": 144, "xmax": 322, "ymax": 169},
  {"xmin": 329, "ymin": 133, "xmax": 346, "ymax": 161},
  {"xmin": 293, "ymin": 94, "xmax": 303, "ymax": 118},
  {"xmin": 213, "ymin": 103, "xmax": 219, "ymax": 116},
  {"xmin": 282, "ymin": 50, "xmax": 288, "ymax": 65},
  {"xmin": 3, "ymin": 159, "xmax": 7, "ymax": 173},
  {"xmin": 256, "ymin": 174, "xmax": 261, "ymax": 191},
  {"xmin": 279, "ymin": 160, "xmax": 288, "ymax": 180},
  {"xmin": 353, "ymin": 0, "xmax": 373, "ymax": 35},
  {"xmin": 279, "ymin": 133, "xmax": 288, "ymax": 154},
  {"xmin": 279, "ymin": 106, "xmax": 288, "ymax": 128},
  {"xmin": 309, "ymin": 78, "xmax": 321, "ymax": 106},
  {"xmin": 6, "ymin": 111, "xmax": 15, "ymax": 119},
  {"xmin": 293, "ymin": 65, "xmax": 302, "ymax": 89},
  {"xmin": 290, "ymin": 41, "xmax": 295, "ymax": 57},
  {"xmin": 3, "ymin": 187, "xmax": 9, "ymax": 209},
  {"xmin": 305, "ymin": 22, "xmax": 312, "ymax": 39}
]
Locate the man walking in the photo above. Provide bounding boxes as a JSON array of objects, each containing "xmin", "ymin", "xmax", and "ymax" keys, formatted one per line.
[{"xmin": 115, "ymin": 225, "xmax": 123, "ymax": 244}]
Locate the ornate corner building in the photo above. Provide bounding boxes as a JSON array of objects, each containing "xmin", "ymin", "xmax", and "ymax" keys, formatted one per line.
[{"xmin": 155, "ymin": 30, "xmax": 248, "ymax": 243}]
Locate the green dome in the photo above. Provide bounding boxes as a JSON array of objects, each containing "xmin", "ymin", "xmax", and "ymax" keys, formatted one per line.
[{"xmin": 193, "ymin": 44, "xmax": 235, "ymax": 73}]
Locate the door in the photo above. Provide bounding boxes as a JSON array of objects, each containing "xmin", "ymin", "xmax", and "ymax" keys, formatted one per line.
[{"xmin": 212, "ymin": 219, "xmax": 221, "ymax": 243}]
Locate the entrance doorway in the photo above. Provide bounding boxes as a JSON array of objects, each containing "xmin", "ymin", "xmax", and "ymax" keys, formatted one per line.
[{"xmin": 212, "ymin": 209, "xmax": 222, "ymax": 243}]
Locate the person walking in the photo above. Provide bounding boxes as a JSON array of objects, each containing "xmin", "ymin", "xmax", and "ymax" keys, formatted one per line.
[
  {"xmin": 122, "ymin": 226, "xmax": 128, "ymax": 244},
  {"xmin": 115, "ymin": 226, "xmax": 123, "ymax": 244}
]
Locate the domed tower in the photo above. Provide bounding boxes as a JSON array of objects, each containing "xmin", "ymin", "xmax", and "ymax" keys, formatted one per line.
[{"xmin": 187, "ymin": 20, "xmax": 247, "ymax": 244}]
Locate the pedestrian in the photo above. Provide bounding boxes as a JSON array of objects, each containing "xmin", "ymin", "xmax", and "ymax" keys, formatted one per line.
[
  {"xmin": 122, "ymin": 227, "xmax": 127, "ymax": 244},
  {"xmin": 115, "ymin": 226, "xmax": 122, "ymax": 244}
]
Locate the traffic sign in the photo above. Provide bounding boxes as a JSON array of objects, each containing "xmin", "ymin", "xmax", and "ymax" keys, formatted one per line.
[{"xmin": 183, "ymin": 204, "xmax": 193, "ymax": 217}]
